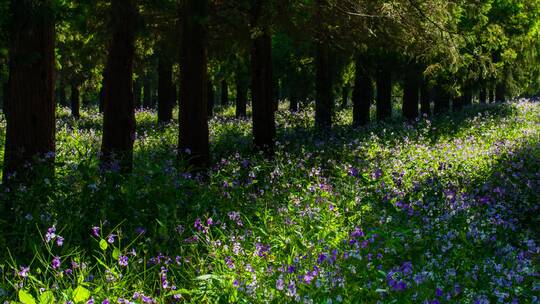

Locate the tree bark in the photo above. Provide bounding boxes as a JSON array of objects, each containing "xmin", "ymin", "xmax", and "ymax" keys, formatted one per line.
[
  {"xmin": 143, "ymin": 76, "xmax": 152, "ymax": 109},
  {"xmin": 100, "ymin": 0, "xmax": 137, "ymax": 174},
  {"xmin": 341, "ymin": 84, "xmax": 349, "ymax": 108},
  {"xmin": 70, "ymin": 81, "xmax": 81, "ymax": 119},
  {"xmin": 433, "ymin": 84, "xmax": 450, "ymax": 114},
  {"xmin": 134, "ymin": 78, "xmax": 142, "ymax": 108},
  {"xmin": 179, "ymin": 0, "xmax": 210, "ymax": 168},
  {"xmin": 3, "ymin": 0, "xmax": 56, "ymax": 185},
  {"xmin": 158, "ymin": 56, "xmax": 174, "ymax": 124},
  {"xmin": 315, "ymin": 41, "xmax": 332, "ymax": 128},
  {"xmin": 402, "ymin": 68, "xmax": 419, "ymax": 121},
  {"xmin": 376, "ymin": 64, "xmax": 392, "ymax": 121},
  {"xmin": 235, "ymin": 74, "xmax": 247, "ymax": 118},
  {"xmin": 251, "ymin": 0, "xmax": 275, "ymax": 156},
  {"xmin": 420, "ymin": 80, "xmax": 431, "ymax": 116},
  {"xmin": 289, "ymin": 90, "xmax": 298, "ymax": 112},
  {"xmin": 495, "ymin": 83, "xmax": 506, "ymax": 103},
  {"xmin": 59, "ymin": 79, "xmax": 67, "ymax": 107},
  {"xmin": 352, "ymin": 57, "xmax": 373, "ymax": 127},
  {"xmin": 221, "ymin": 79, "xmax": 229, "ymax": 106},
  {"xmin": 479, "ymin": 86, "xmax": 487, "ymax": 104}
]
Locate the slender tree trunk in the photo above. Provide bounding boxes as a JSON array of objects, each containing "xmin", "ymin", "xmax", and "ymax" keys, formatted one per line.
[
  {"xmin": 420, "ymin": 80, "xmax": 431, "ymax": 116},
  {"xmin": 221, "ymin": 79, "xmax": 228, "ymax": 106},
  {"xmin": 402, "ymin": 68, "xmax": 419, "ymax": 121},
  {"xmin": 3, "ymin": 0, "xmax": 56, "ymax": 186},
  {"xmin": 315, "ymin": 41, "xmax": 332, "ymax": 128},
  {"xmin": 235, "ymin": 74, "xmax": 247, "ymax": 118},
  {"xmin": 158, "ymin": 56, "xmax": 174, "ymax": 124},
  {"xmin": 352, "ymin": 57, "xmax": 373, "ymax": 127},
  {"xmin": 99, "ymin": 87, "xmax": 105, "ymax": 113},
  {"xmin": 143, "ymin": 76, "xmax": 152, "ymax": 109},
  {"xmin": 495, "ymin": 83, "xmax": 506, "ymax": 102},
  {"xmin": 289, "ymin": 90, "xmax": 298, "ymax": 112},
  {"xmin": 207, "ymin": 80, "xmax": 214, "ymax": 118},
  {"xmin": 59, "ymin": 79, "xmax": 67, "ymax": 107},
  {"xmin": 70, "ymin": 81, "xmax": 81, "ymax": 119},
  {"xmin": 179, "ymin": 0, "xmax": 210, "ymax": 168},
  {"xmin": 100, "ymin": 0, "xmax": 136, "ymax": 174},
  {"xmin": 479, "ymin": 86, "xmax": 487, "ymax": 104},
  {"xmin": 433, "ymin": 84, "xmax": 450, "ymax": 114},
  {"xmin": 251, "ymin": 0, "xmax": 275, "ymax": 156},
  {"xmin": 1, "ymin": 81, "xmax": 7, "ymax": 112},
  {"xmin": 376, "ymin": 64, "xmax": 392, "ymax": 121}
]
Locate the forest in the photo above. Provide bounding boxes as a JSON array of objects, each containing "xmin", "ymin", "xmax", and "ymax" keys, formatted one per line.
[{"xmin": 0, "ymin": 0, "xmax": 539, "ymax": 303}]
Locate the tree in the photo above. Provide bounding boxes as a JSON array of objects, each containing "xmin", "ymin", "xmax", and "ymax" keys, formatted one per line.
[
  {"xmin": 352, "ymin": 55, "xmax": 373, "ymax": 127},
  {"xmin": 251, "ymin": 0, "xmax": 275, "ymax": 156},
  {"xmin": 100, "ymin": 0, "xmax": 137, "ymax": 173},
  {"xmin": 402, "ymin": 66, "xmax": 420, "ymax": 120},
  {"xmin": 3, "ymin": 0, "xmax": 56, "ymax": 185},
  {"xmin": 179, "ymin": 0, "xmax": 210, "ymax": 168}
]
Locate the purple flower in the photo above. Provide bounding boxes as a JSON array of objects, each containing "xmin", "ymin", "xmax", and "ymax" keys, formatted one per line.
[
  {"xmin": 350, "ymin": 227, "xmax": 365, "ymax": 238},
  {"xmin": 92, "ymin": 226, "xmax": 100, "ymax": 237},
  {"xmin": 107, "ymin": 234, "xmax": 115, "ymax": 244},
  {"xmin": 52, "ymin": 256, "xmax": 61, "ymax": 270},
  {"xmin": 135, "ymin": 227, "xmax": 146, "ymax": 235},
  {"xmin": 287, "ymin": 281, "xmax": 297, "ymax": 297},
  {"xmin": 276, "ymin": 278, "xmax": 284, "ymax": 290},
  {"xmin": 225, "ymin": 256, "xmax": 235, "ymax": 269},
  {"xmin": 86, "ymin": 298, "xmax": 94, "ymax": 304},
  {"xmin": 45, "ymin": 226, "xmax": 56, "ymax": 242},
  {"xmin": 194, "ymin": 218, "xmax": 203, "ymax": 232},
  {"xmin": 56, "ymin": 236, "xmax": 64, "ymax": 247},
  {"xmin": 206, "ymin": 218, "xmax": 213, "ymax": 226},
  {"xmin": 435, "ymin": 288, "xmax": 443, "ymax": 297},
  {"xmin": 102, "ymin": 299, "xmax": 110, "ymax": 304},
  {"xmin": 119, "ymin": 255, "xmax": 128, "ymax": 267},
  {"xmin": 18, "ymin": 266, "xmax": 30, "ymax": 278}
]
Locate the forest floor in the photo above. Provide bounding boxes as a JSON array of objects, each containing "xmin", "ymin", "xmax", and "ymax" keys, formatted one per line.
[{"xmin": 0, "ymin": 99, "xmax": 539, "ymax": 304}]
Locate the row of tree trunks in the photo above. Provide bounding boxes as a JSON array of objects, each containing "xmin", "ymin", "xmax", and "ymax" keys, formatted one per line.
[
  {"xmin": 376, "ymin": 64, "xmax": 392, "ymax": 121},
  {"xmin": 3, "ymin": 0, "xmax": 56, "ymax": 186},
  {"xmin": 352, "ymin": 56, "xmax": 373, "ymax": 127},
  {"xmin": 251, "ymin": 0, "xmax": 275, "ymax": 156},
  {"xmin": 158, "ymin": 54, "xmax": 174, "ymax": 124},
  {"xmin": 179, "ymin": 0, "xmax": 210, "ymax": 168},
  {"xmin": 100, "ymin": 0, "xmax": 137, "ymax": 174}
]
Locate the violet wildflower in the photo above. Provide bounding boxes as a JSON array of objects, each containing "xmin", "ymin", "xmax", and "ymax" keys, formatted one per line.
[
  {"xmin": 107, "ymin": 234, "xmax": 115, "ymax": 244},
  {"xmin": 276, "ymin": 278, "xmax": 284, "ymax": 290},
  {"xmin": 119, "ymin": 255, "xmax": 128, "ymax": 267},
  {"xmin": 18, "ymin": 266, "xmax": 29, "ymax": 278},
  {"xmin": 51, "ymin": 256, "xmax": 61, "ymax": 270},
  {"xmin": 56, "ymin": 236, "xmax": 64, "ymax": 247},
  {"xmin": 91, "ymin": 226, "xmax": 100, "ymax": 237},
  {"xmin": 45, "ymin": 226, "xmax": 56, "ymax": 243}
]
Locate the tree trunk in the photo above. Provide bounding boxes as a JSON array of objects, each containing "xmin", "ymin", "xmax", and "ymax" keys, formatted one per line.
[
  {"xmin": 100, "ymin": 0, "xmax": 136, "ymax": 174},
  {"xmin": 207, "ymin": 80, "xmax": 214, "ymax": 118},
  {"xmin": 315, "ymin": 41, "xmax": 332, "ymax": 128},
  {"xmin": 433, "ymin": 84, "xmax": 450, "ymax": 114},
  {"xmin": 59, "ymin": 79, "xmax": 67, "ymax": 107},
  {"xmin": 3, "ymin": 0, "xmax": 56, "ymax": 185},
  {"xmin": 1, "ymin": 81, "xmax": 8, "ymax": 113},
  {"xmin": 158, "ymin": 56, "xmax": 174, "ymax": 124},
  {"xmin": 70, "ymin": 81, "xmax": 81, "ymax": 119},
  {"xmin": 99, "ymin": 87, "xmax": 105, "ymax": 113},
  {"xmin": 289, "ymin": 90, "xmax": 298, "ymax": 112},
  {"xmin": 376, "ymin": 64, "xmax": 392, "ymax": 121},
  {"xmin": 479, "ymin": 86, "xmax": 487, "ymax": 104},
  {"xmin": 352, "ymin": 57, "xmax": 372, "ymax": 127},
  {"xmin": 488, "ymin": 85, "xmax": 495, "ymax": 103},
  {"xmin": 143, "ymin": 76, "xmax": 152, "ymax": 109},
  {"xmin": 179, "ymin": 0, "xmax": 210, "ymax": 168},
  {"xmin": 251, "ymin": 0, "xmax": 275, "ymax": 156},
  {"xmin": 402, "ymin": 68, "xmax": 419, "ymax": 121},
  {"xmin": 495, "ymin": 83, "xmax": 506, "ymax": 103},
  {"xmin": 235, "ymin": 74, "xmax": 247, "ymax": 118},
  {"xmin": 420, "ymin": 80, "xmax": 431, "ymax": 116},
  {"xmin": 221, "ymin": 79, "xmax": 229, "ymax": 106}
]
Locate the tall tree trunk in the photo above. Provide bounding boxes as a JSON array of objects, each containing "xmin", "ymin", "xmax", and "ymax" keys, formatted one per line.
[
  {"xmin": 488, "ymin": 85, "xmax": 495, "ymax": 103},
  {"xmin": 1, "ymin": 81, "xmax": 8, "ymax": 113},
  {"xmin": 158, "ymin": 56, "xmax": 174, "ymax": 124},
  {"xmin": 376, "ymin": 64, "xmax": 392, "ymax": 121},
  {"xmin": 495, "ymin": 82, "xmax": 506, "ymax": 103},
  {"xmin": 179, "ymin": 0, "xmax": 210, "ymax": 168},
  {"xmin": 99, "ymin": 87, "xmax": 105, "ymax": 113},
  {"xmin": 433, "ymin": 84, "xmax": 450, "ymax": 114},
  {"xmin": 402, "ymin": 68, "xmax": 419, "ymax": 121},
  {"xmin": 479, "ymin": 86, "xmax": 487, "ymax": 104},
  {"xmin": 70, "ymin": 81, "xmax": 81, "ymax": 119},
  {"xmin": 59, "ymin": 79, "xmax": 67, "ymax": 107},
  {"xmin": 235, "ymin": 74, "xmax": 247, "ymax": 118},
  {"xmin": 207, "ymin": 80, "xmax": 214, "ymax": 118},
  {"xmin": 100, "ymin": 0, "xmax": 136, "ymax": 174},
  {"xmin": 352, "ymin": 57, "xmax": 373, "ymax": 127},
  {"xmin": 143, "ymin": 76, "xmax": 152, "ymax": 109},
  {"xmin": 289, "ymin": 90, "xmax": 298, "ymax": 112},
  {"xmin": 221, "ymin": 79, "xmax": 228, "ymax": 106},
  {"xmin": 420, "ymin": 80, "xmax": 431, "ymax": 116},
  {"xmin": 315, "ymin": 41, "xmax": 332, "ymax": 128},
  {"xmin": 3, "ymin": 0, "xmax": 56, "ymax": 186},
  {"xmin": 251, "ymin": 0, "xmax": 275, "ymax": 156}
]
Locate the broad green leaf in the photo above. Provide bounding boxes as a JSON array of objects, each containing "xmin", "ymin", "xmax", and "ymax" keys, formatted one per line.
[
  {"xmin": 72, "ymin": 286, "xmax": 90, "ymax": 303},
  {"xmin": 112, "ymin": 248, "xmax": 121, "ymax": 260},
  {"xmin": 39, "ymin": 291, "xmax": 55, "ymax": 304},
  {"xmin": 99, "ymin": 239, "xmax": 108, "ymax": 251},
  {"xmin": 18, "ymin": 290, "xmax": 36, "ymax": 304}
]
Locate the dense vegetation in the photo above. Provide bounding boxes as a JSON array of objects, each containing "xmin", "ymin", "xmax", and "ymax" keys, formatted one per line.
[{"xmin": 0, "ymin": 0, "xmax": 539, "ymax": 303}]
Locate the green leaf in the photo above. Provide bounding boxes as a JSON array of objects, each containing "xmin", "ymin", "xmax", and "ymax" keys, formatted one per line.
[
  {"xmin": 39, "ymin": 291, "xmax": 55, "ymax": 304},
  {"xmin": 18, "ymin": 290, "xmax": 36, "ymax": 304},
  {"xmin": 72, "ymin": 286, "xmax": 90, "ymax": 303},
  {"xmin": 112, "ymin": 248, "xmax": 121, "ymax": 260},
  {"xmin": 99, "ymin": 239, "xmax": 108, "ymax": 251}
]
